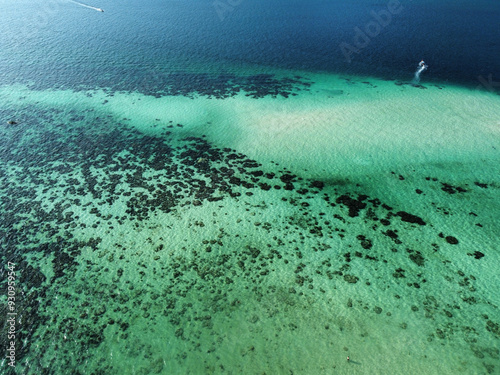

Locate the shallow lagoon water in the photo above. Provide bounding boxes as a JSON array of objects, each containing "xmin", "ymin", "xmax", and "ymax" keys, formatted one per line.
[{"xmin": 1, "ymin": 67, "xmax": 499, "ymax": 374}]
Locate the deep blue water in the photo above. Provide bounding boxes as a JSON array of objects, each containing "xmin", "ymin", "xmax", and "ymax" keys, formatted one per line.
[{"xmin": 0, "ymin": 0, "xmax": 499, "ymax": 92}]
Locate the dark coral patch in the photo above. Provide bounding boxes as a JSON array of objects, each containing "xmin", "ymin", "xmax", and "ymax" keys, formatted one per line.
[
  {"xmin": 336, "ymin": 194, "xmax": 367, "ymax": 217},
  {"xmin": 310, "ymin": 180, "xmax": 324, "ymax": 189},
  {"xmin": 474, "ymin": 181, "xmax": 488, "ymax": 188},
  {"xmin": 356, "ymin": 235, "xmax": 373, "ymax": 250},
  {"xmin": 393, "ymin": 268, "xmax": 406, "ymax": 278},
  {"xmin": 441, "ymin": 183, "xmax": 467, "ymax": 194},
  {"xmin": 408, "ymin": 251, "xmax": 425, "ymax": 266},
  {"xmin": 343, "ymin": 274, "xmax": 359, "ymax": 283},
  {"xmin": 382, "ymin": 229, "xmax": 402, "ymax": 244},
  {"xmin": 468, "ymin": 251, "xmax": 484, "ymax": 259},
  {"xmin": 396, "ymin": 211, "xmax": 426, "ymax": 225}
]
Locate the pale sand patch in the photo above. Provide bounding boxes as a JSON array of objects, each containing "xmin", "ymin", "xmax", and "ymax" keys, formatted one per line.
[{"xmin": 220, "ymin": 88, "xmax": 500, "ymax": 176}]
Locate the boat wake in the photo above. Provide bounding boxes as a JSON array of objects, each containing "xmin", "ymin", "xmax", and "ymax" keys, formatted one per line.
[
  {"xmin": 412, "ymin": 61, "xmax": 427, "ymax": 85},
  {"xmin": 69, "ymin": 0, "xmax": 103, "ymax": 12}
]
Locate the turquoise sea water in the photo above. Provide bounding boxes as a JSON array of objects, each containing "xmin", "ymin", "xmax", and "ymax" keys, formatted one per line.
[{"xmin": 1, "ymin": 1, "xmax": 500, "ymax": 374}]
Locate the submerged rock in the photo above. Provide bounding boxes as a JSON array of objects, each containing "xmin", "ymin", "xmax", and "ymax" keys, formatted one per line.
[
  {"xmin": 409, "ymin": 251, "xmax": 425, "ymax": 266},
  {"xmin": 396, "ymin": 211, "xmax": 426, "ymax": 225},
  {"xmin": 336, "ymin": 194, "xmax": 367, "ymax": 217},
  {"xmin": 310, "ymin": 180, "xmax": 324, "ymax": 189},
  {"xmin": 468, "ymin": 251, "xmax": 484, "ymax": 259},
  {"xmin": 343, "ymin": 274, "xmax": 359, "ymax": 284}
]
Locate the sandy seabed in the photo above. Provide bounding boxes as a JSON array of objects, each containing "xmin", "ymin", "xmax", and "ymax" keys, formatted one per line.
[{"xmin": 0, "ymin": 72, "xmax": 499, "ymax": 374}]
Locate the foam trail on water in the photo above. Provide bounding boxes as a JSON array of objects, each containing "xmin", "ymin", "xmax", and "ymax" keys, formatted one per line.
[
  {"xmin": 69, "ymin": 0, "xmax": 103, "ymax": 12},
  {"xmin": 412, "ymin": 63, "xmax": 427, "ymax": 84}
]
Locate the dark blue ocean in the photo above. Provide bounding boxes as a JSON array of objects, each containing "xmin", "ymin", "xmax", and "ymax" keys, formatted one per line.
[{"xmin": 1, "ymin": 0, "xmax": 499, "ymax": 94}]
